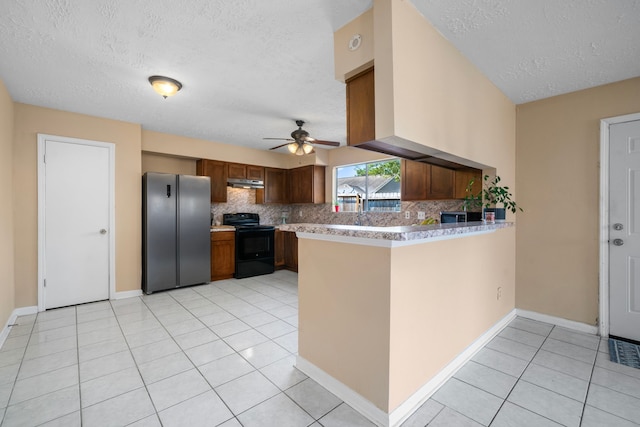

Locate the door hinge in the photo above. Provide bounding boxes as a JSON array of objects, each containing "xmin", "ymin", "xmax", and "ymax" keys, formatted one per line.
[{"xmin": 43, "ymin": 279, "xmax": 46, "ymax": 287}]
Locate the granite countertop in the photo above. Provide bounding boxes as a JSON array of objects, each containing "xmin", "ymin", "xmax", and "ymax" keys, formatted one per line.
[
  {"xmin": 210, "ymin": 225, "xmax": 235, "ymax": 232},
  {"xmin": 277, "ymin": 221, "xmax": 513, "ymax": 242}
]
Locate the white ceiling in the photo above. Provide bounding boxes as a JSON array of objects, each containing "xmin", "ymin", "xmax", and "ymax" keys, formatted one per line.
[{"xmin": 1, "ymin": 0, "xmax": 638, "ymax": 153}]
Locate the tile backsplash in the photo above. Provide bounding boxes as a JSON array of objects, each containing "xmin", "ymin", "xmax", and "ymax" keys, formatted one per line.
[{"xmin": 211, "ymin": 188, "xmax": 466, "ymax": 226}]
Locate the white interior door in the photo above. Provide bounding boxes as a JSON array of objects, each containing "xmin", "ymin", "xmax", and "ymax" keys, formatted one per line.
[
  {"xmin": 39, "ymin": 136, "xmax": 113, "ymax": 309},
  {"xmin": 609, "ymin": 119, "xmax": 640, "ymax": 341}
]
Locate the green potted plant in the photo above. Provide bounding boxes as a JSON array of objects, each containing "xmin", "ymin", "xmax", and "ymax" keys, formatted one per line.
[{"xmin": 464, "ymin": 175, "xmax": 522, "ymax": 220}]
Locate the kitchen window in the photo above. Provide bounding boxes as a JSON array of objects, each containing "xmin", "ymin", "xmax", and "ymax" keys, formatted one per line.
[{"xmin": 335, "ymin": 159, "xmax": 401, "ymax": 212}]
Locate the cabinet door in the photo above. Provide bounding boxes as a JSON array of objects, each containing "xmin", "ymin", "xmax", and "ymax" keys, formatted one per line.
[
  {"xmin": 274, "ymin": 230, "xmax": 285, "ymax": 268},
  {"xmin": 196, "ymin": 159, "xmax": 227, "ymax": 202},
  {"xmin": 428, "ymin": 165, "xmax": 454, "ymax": 199},
  {"xmin": 256, "ymin": 167, "xmax": 288, "ymax": 204},
  {"xmin": 401, "ymin": 159, "xmax": 429, "ymax": 201},
  {"xmin": 347, "ymin": 67, "xmax": 375, "ymax": 146},
  {"xmin": 284, "ymin": 231, "xmax": 298, "ymax": 272},
  {"xmin": 227, "ymin": 163, "xmax": 246, "ymax": 179},
  {"xmin": 289, "ymin": 165, "xmax": 326, "ymax": 204},
  {"xmin": 246, "ymin": 165, "xmax": 264, "ymax": 180},
  {"xmin": 454, "ymin": 169, "xmax": 482, "ymax": 199},
  {"xmin": 210, "ymin": 232, "xmax": 235, "ymax": 281}
]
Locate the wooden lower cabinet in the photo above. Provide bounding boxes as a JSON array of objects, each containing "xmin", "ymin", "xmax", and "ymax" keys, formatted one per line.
[
  {"xmin": 284, "ymin": 231, "xmax": 298, "ymax": 272},
  {"xmin": 210, "ymin": 231, "xmax": 235, "ymax": 281},
  {"xmin": 275, "ymin": 230, "xmax": 298, "ymax": 272},
  {"xmin": 275, "ymin": 230, "xmax": 285, "ymax": 269}
]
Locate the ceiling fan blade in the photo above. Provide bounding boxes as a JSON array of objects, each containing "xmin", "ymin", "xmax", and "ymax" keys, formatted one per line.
[
  {"xmin": 312, "ymin": 140, "xmax": 340, "ymax": 147},
  {"xmin": 269, "ymin": 143, "xmax": 291, "ymax": 150},
  {"xmin": 263, "ymin": 137, "xmax": 294, "ymax": 141}
]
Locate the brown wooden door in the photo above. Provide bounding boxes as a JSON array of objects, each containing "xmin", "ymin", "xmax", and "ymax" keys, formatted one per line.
[
  {"xmin": 289, "ymin": 165, "xmax": 325, "ymax": 204},
  {"xmin": 284, "ymin": 231, "xmax": 298, "ymax": 272},
  {"xmin": 227, "ymin": 163, "xmax": 246, "ymax": 179},
  {"xmin": 347, "ymin": 67, "xmax": 375, "ymax": 146},
  {"xmin": 401, "ymin": 159, "xmax": 429, "ymax": 201},
  {"xmin": 210, "ymin": 231, "xmax": 235, "ymax": 281},
  {"xmin": 428, "ymin": 165, "xmax": 454, "ymax": 199},
  {"xmin": 256, "ymin": 167, "xmax": 288, "ymax": 204},
  {"xmin": 196, "ymin": 159, "xmax": 227, "ymax": 202},
  {"xmin": 246, "ymin": 165, "xmax": 264, "ymax": 180},
  {"xmin": 274, "ymin": 230, "xmax": 285, "ymax": 268},
  {"xmin": 454, "ymin": 169, "xmax": 482, "ymax": 199}
]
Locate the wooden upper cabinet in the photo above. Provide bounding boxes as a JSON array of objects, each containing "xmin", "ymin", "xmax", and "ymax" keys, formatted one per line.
[
  {"xmin": 428, "ymin": 165, "xmax": 454, "ymax": 200},
  {"xmin": 227, "ymin": 163, "xmax": 246, "ymax": 179},
  {"xmin": 401, "ymin": 159, "xmax": 429, "ymax": 201},
  {"xmin": 288, "ymin": 165, "xmax": 325, "ymax": 204},
  {"xmin": 346, "ymin": 67, "xmax": 375, "ymax": 146},
  {"xmin": 196, "ymin": 159, "xmax": 227, "ymax": 203},
  {"xmin": 454, "ymin": 169, "xmax": 483, "ymax": 199},
  {"xmin": 228, "ymin": 163, "xmax": 264, "ymax": 181},
  {"xmin": 246, "ymin": 165, "xmax": 264, "ymax": 180},
  {"xmin": 401, "ymin": 160, "xmax": 455, "ymax": 200},
  {"xmin": 256, "ymin": 167, "xmax": 288, "ymax": 204}
]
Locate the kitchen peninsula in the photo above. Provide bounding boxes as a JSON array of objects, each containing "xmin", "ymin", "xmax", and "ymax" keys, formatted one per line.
[{"xmin": 280, "ymin": 222, "xmax": 516, "ymax": 426}]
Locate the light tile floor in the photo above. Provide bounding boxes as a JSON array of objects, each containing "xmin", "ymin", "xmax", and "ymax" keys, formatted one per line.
[{"xmin": 0, "ymin": 270, "xmax": 639, "ymax": 426}]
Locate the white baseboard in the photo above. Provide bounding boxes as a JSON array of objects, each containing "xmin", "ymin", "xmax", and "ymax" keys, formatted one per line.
[
  {"xmin": 0, "ymin": 306, "xmax": 38, "ymax": 349},
  {"xmin": 296, "ymin": 309, "xmax": 518, "ymax": 427},
  {"xmin": 112, "ymin": 289, "xmax": 142, "ymax": 300},
  {"xmin": 516, "ymin": 309, "xmax": 599, "ymax": 335},
  {"xmin": 296, "ymin": 356, "xmax": 389, "ymax": 427}
]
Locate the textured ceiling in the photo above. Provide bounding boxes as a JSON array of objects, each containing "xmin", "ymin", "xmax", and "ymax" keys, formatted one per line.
[
  {"xmin": 411, "ymin": 0, "xmax": 640, "ymax": 104},
  {"xmin": 1, "ymin": 1, "xmax": 638, "ymax": 152}
]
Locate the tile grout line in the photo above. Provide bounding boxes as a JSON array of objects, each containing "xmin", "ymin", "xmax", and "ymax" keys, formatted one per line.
[
  {"xmin": 485, "ymin": 323, "xmax": 560, "ymax": 426},
  {"xmin": 0, "ymin": 313, "xmax": 34, "ymax": 427}
]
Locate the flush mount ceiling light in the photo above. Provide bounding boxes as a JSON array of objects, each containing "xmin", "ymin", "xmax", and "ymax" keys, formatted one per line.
[
  {"xmin": 287, "ymin": 141, "xmax": 314, "ymax": 156},
  {"xmin": 148, "ymin": 75, "xmax": 182, "ymax": 99}
]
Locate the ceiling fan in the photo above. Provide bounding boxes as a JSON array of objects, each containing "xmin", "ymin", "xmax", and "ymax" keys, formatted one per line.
[{"xmin": 264, "ymin": 120, "xmax": 340, "ymax": 155}]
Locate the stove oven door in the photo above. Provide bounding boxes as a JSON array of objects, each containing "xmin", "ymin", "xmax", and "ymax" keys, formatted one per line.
[{"xmin": 235, "ymin": 228, "xmax": 275, "ymax": 278}]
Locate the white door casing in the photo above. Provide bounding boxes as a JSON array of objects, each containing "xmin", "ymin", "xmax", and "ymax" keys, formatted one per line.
[
  {"xmin": 37, "ymin": 134, "xmax": 115, "ymax": 310},
  {"xmin": 600, "ymin": 113, "xmax": 640, "ymax": 340}
]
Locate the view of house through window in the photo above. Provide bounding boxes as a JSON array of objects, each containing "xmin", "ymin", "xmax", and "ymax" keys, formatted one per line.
[{"xmin": 335, "ymin": 159, "xmax": 401, "ymax": 212}]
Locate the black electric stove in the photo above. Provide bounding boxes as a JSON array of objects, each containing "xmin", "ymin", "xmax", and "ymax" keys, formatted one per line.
[{"xmin": 223, "ymin": 213, "xmax": 275, "ymax": 279}]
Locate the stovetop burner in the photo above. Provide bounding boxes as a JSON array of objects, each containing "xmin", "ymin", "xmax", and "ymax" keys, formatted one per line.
[{"xmin": 222, "ymin": 213, "xmax": 275, "ymax": 231}]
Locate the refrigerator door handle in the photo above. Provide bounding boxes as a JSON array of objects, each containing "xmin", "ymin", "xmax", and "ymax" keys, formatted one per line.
[{"xmin": 167, "ymin": 185, "xmax": 171, "ymax": 198}]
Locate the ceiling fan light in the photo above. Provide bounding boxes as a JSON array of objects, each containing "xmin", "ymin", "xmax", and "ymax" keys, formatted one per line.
[
  {"xmin": 287, "ymin": 142, "xmax": 299, "ymax": 154},
  {"xmin": 295, "ymin": 145, "xmax": 305, "ymax": 156},
  {"xmin": 303, "ymin": 143, "xmax": 314, "ymax": 154},
  {"xmin": 148, "ymin": 75, "xmax": 182, "ymax": 99}
]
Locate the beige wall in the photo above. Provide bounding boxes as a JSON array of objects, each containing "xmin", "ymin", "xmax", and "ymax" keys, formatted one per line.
[
  {"xmin": 141, "ymin": 152, "xmax": 196, "ymax": 175},
  {"xmin": 516, "ymin": 77, "xmax": 640, "ymax": 324},
  {"xmin": 142, "ymin": 129, "xmax": 293, "ymax": 169},
  {"xmin": 298, "ymin": 228, "xmax": 515, "ymax": 413},
  {"xmin": 13, "ymin": 104, "xmax": 142, "ymax": 306},
  {"xmin": 311, "ymin": 0, "xmax": 518, "ymax": 414},
  {"xmin": 0, "ymin": 79, "xmax": 15, "ymax": 327},
  {"xmin": 389, "ymin": 228, "xmax": 515, "ymax": 410},
  {"xmin": 298, "ymin": 238, "xmax": 392, "ymax": 410}
]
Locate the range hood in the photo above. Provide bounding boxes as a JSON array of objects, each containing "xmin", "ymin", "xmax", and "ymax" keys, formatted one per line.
[{"xmin": 227, "ymin": 178, "xmax": 264, "ymax": 189}]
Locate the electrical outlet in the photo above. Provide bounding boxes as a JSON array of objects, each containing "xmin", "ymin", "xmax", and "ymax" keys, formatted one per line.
[
  {"xmin": 299, "ymin": 211, "xmax": 303, "ymax": 217},
  {"xmin": 405, "ymin": 211, "xmax": 411, "ymax": 219},
  {"xmin": 417, "ymin": 212, "xmax": 426, "ymax": 220},
  {"xmin": 497, "ymin": 287, "xmax": 502, "ymax": 300}
]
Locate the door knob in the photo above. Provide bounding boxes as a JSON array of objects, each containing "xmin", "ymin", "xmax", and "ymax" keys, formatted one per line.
[
  {"xmin": 100, "ymin": 229, "xmax": 107, "ymax": 235},
  {"xmin": 613, "ymin": 238, "xmax": 624, "ymax": 246},
  {"xmin": 613, "ymin": 223, "xmax": 624, "ymax": 231}
]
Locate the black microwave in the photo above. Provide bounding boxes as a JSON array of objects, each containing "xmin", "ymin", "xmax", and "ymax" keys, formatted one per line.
[{"xmin": 440, "ymin": 211, "xmax": 483, "ymax": 223}]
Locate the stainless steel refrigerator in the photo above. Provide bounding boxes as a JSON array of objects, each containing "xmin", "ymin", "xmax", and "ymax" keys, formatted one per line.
[{"xmin": 143, "ymin": 172, "xmax": 211, "ymax": 294}]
